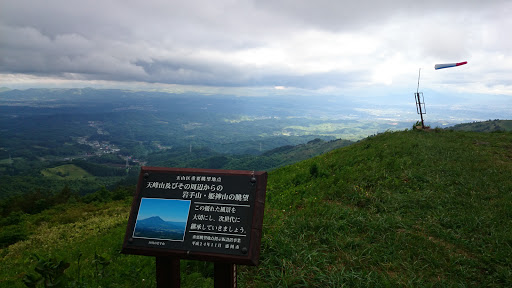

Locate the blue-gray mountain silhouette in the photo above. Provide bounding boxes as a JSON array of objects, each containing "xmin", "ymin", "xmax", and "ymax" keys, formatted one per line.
[{"xmin": 134, "ymin": 216, "xmax": 187, "ymax": 240}]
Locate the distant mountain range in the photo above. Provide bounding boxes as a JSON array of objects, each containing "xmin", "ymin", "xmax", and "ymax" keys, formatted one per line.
[
  {"xmin": 447, "ymin": 120, "xmax": 512, "ymax": 132},
  {"xmin": 134, "ymin": 216, "xmax": 187, "ymax": 240}
]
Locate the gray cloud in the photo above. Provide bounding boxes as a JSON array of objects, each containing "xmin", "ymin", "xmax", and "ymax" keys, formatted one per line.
[
  {"xmin": 0, "ymin": 0, "xmax": 511, "ymax": 92},
  {"xmin": 132, "ymin": 58, "xmax": 364, "ymax": 89},
  {"xmin": 255, "ymin": 0, "xmax": 505, "ymax": 31}
]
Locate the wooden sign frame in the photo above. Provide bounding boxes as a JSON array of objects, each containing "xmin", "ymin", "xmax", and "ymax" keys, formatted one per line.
[{"xmin": 122, "ymin": 167, "xmax": 267, "ymax": 266}]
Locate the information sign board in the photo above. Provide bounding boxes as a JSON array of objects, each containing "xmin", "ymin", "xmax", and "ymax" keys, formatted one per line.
[{"xmin": 122, "ymin": 167, "xmax": 267, "ymax": 266}]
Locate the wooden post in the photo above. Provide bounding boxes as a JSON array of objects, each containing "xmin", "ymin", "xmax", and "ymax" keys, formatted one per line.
[
  {"xmin": 156, "ymin": 257, "xmax": 181, "ymax": 288},
  {"xmin": 214, "ymin": 263, "xmax": 237, "ymax": 288}
]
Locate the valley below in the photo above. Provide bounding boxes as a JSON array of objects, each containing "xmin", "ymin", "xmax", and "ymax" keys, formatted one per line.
[{"xmin": 0, "ymin": 88, "xmax": 511, "ymax": 287}]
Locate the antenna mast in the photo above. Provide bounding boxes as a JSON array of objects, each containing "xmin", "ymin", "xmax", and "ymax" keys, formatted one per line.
[
  {"xmin": 417, "ymin": 68, "xmax": 421, "ymax": 94},
  {"xmin": 414, "ymin": 68, "xmax": 426, "ymax": 129}
]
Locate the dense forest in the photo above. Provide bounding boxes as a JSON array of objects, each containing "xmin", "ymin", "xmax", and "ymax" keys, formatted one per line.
[{"xmin": 0, "ymin": 88, "xmax": 372, "ymax": 202}]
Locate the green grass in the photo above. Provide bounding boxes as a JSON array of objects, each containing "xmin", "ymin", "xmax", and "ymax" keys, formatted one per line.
[
  {"xmin": 240, "ymin": 129, "xmax": 512, "ymax": 287},
  {"xmin": 41, "ymin": 164, "xmax": 94, "ymax": 180},
  {"xmin": 0, "ymin": 200, "xmax": 214, "ymax": 287},
  {"xmin": 1, "ymin": 129, "xmax": 511, "ymax": 287}
]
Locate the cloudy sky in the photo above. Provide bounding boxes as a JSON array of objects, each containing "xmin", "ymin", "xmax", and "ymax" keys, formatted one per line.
[{"xmin": 1, "ymin": 0, "xmax": 511, "ymax": 98}]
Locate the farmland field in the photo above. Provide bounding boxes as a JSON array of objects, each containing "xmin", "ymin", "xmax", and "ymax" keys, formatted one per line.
[{"xmin": 41, "ymin": 164, "xmax": 94, "ymax": 180}]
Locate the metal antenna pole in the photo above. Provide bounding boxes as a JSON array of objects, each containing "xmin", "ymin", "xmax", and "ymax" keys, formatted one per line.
[
  {"xmin": 416, "ymin": 68, "xmax": 421, "ymax": 94},
  {"xmin": 415, "ymin": 68, "xmax": 425, "ymax": 129}
]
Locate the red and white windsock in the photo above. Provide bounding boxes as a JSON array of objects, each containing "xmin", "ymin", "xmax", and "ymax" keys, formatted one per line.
[{"xmin": 434, "ymin": 61, "xmax": 467, "ymax": 70}]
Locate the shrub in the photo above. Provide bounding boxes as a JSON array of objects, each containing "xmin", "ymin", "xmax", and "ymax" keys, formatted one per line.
[
  {"xmin": 0, "ymin": 224, "xmax": 28, "ymax": 247},
  {"xmin": 23, "ymin": 254, "xmax": 70, "ymax": 288},
  {"xmin": 309, "ymin": 162, "xmax": 319, "ymax": 177}
]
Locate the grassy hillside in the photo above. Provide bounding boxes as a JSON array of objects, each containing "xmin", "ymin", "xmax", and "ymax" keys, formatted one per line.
[
  {"xmin": 145, "ymin": 138, "xmax": 353, "ymax": 172},
  {"xmin": 449, "ymin": 119, "xmax": 512, "ymax": 132},
  {"xmin": 1, "ymin": 129, "xmax": 511, "ymax": 287},
  {"xmin": 248, "ymin": 128, "xmax": 512, "ymax": 286}
]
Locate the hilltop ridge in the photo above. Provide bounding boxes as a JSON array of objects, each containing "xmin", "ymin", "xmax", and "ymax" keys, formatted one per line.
[
  {"xmin": 1, "ymin": 129, "xmax": 511, "ymax": 287},
  {"xmin": 448, "ymin": 119, "xmax": 512, "ymax": 132},
  {"xmin": 255, "ymin": 128, "xmax": 512, "ymax": 286}
]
